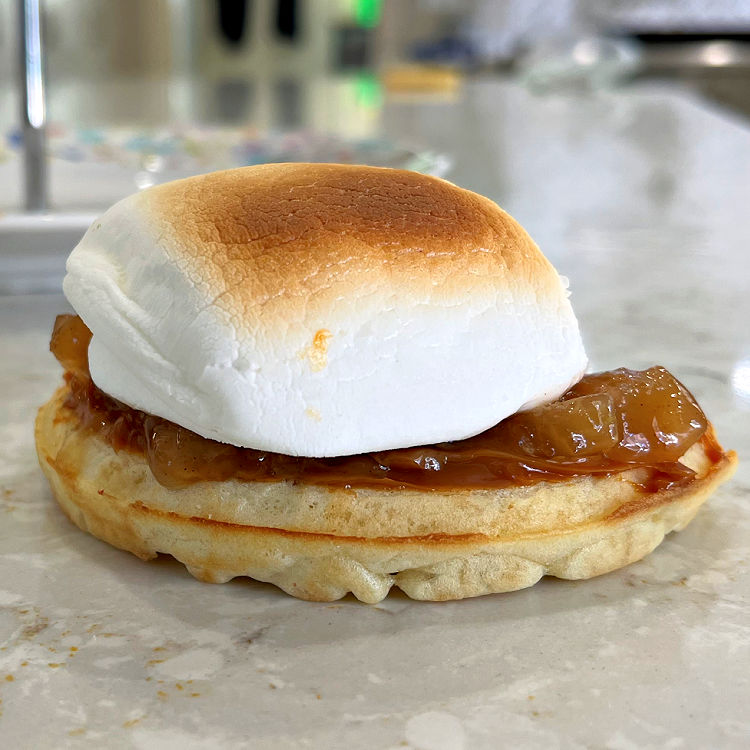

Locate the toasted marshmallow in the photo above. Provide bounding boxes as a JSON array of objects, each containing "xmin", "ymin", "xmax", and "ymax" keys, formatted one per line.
[{"xmin": 63, "ymin": 164, "xmax": 587, "ymax": 457}]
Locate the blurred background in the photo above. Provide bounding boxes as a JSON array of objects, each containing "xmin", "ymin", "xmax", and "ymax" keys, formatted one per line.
[{"xmin": 1, "ymin": 0, "xmax": 750, "ymax": 292}]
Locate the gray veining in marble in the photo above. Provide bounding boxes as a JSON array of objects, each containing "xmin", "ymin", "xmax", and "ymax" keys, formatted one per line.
[{"xmin": 1, "ymin": 80, "xmax": 749, "ymax": 749}]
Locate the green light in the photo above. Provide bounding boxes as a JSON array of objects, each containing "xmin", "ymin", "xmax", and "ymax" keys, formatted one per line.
[
  {"xmin": 355, "ymin": 0, "xmax": 382, "ymax": 28},
  {"xmin": 355, "ymin": 72, "xmax": 382, "ymax": 110}
]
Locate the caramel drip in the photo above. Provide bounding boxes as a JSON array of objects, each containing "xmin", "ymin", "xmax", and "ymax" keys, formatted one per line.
[{"xmin": 51, "ymin": 314, "xmax": 709, "ymax": 492}]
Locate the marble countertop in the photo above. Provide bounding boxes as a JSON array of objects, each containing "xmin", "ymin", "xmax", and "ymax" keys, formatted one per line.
[{"xmin": 1, "ymin": 80, "xmax": 749, "ymax": 749}]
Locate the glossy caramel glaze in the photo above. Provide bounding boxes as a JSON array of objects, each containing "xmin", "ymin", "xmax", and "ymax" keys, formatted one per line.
[{"xmin": 51, "ymin": 314, "xmax": 709, "ymax": 491}]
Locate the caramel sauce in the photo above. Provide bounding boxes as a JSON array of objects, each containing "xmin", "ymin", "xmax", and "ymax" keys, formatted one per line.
[{"xmin": 51, "ymin": 314, "xmax": 709, "ymax": 492}]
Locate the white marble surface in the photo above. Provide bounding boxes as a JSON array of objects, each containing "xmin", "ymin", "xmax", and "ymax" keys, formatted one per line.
[{"xmin": 1, "ymin": 80, "xmax": 749, "ymax": 748}]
